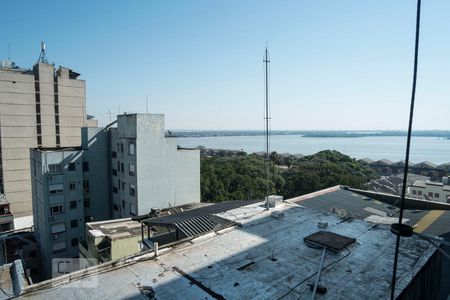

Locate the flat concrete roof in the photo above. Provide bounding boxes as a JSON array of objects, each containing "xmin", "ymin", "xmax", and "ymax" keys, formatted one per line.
[
  {"xmin": 87, "ymin": 218, "xmax": 142, "ymax": 240},
  {"xmin": 292, "ymin": 186, "xmax": 450, "ymax": 238},
  {"xmin": 23, "ymin": 201, "xmax": 436, "ymax": 299}
]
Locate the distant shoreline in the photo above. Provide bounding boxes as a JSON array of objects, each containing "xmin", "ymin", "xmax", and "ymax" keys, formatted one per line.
[{"xmin": 172, "ymin": 130, "xmax": 450, "ymax": 139}]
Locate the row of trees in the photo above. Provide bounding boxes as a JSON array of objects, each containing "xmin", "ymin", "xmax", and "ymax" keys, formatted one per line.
[{"xmin": 200, "ymin": 150, "xmax": 378, "ymax": 202}]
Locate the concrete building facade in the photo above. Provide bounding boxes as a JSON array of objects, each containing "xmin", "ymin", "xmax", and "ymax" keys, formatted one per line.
[
  {"xmin": 0, "ymin": 61, "xmax": 87, "ymax": 217},
  {"xmin": 30, "ymin": 148, "xmax": 86, "ymax": 278},
  {"xmin": 31, "ymin": 113, "xmax": 200, "ymax": 279},
  {"xmin": 110, "ymin": 114, "xmax": 200, "ymax": 218},
  {"xmin": 408, "ymin": 177, "xmax": 450, "ymax": 203}
]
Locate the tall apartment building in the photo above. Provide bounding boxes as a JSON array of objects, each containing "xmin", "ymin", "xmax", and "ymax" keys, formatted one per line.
[
  {"xmin": 110, "ymin": 114, "xmax": 200, "ymax": 218},
  {"xmin": 0, "ymin": 60, "xmax": 87, "ymax": 217},
  {"xmin": 31, "ymin": 113, "xmax": 200, "ymax": 279},
  {"xmin": 31, "ymin": 147, "xmax": 85, "ymax": 278}
]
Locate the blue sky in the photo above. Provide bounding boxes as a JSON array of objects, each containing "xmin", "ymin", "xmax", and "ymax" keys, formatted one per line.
[{"xmin": 1, "ymin": 1, "xmax": 449, "ymax": 130}]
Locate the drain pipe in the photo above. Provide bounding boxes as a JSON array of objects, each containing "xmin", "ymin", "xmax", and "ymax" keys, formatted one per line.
[{"xmin": 311, "ymin": 247, "xmax": 327, "ymax": 300}]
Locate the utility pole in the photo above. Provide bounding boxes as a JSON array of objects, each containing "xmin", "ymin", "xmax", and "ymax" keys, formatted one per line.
[{"xmin": 264, "ymin": 47, "xmax": 270, "ymax": 210}]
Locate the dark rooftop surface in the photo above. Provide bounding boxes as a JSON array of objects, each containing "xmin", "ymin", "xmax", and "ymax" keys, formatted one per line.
[
  {"xmin": 22, "ymin": 201, "xmax": 437, "ymax": 300},
  {"xmin": 291, "ymin": 186, "xmax": 450, "ymax": 238}
]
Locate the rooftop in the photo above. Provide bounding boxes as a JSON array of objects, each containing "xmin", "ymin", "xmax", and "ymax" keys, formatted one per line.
[
  {"xmin": 88, "ymin": 202, "xmax": 211, "ymax": 240},
  {"xmin": 87, "ymin": 218, "xmax": 142, "ymax": 240},
  {"xmin": 292, "ymin": 186, "xmax": 450, "ymax": 238},
  {"xmin": 13, "ymin": 215, "xmax": 33, "ymax": 231},
  {"xmin": 22, "ymin": 199, "xmax": 439, "ymax": 299}
]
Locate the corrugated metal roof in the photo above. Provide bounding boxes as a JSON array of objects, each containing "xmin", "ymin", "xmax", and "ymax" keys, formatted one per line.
[
  {"xmin": 13, "ymin": 215, "xmax": 33, "ymax": 230},
  {"xmin": 142, "ymin": 200, "xmax": 262, "ymax": 226},
  {"xmin": 143, "ymin": 200, "xmax": 261, "ymax": 239}
]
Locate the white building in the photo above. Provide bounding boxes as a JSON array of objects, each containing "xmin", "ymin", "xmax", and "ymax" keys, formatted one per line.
[
  {"xmin": 407, "ymin": 177, "xmax": 450, "ymax": 203},
  {"xmin": 110, "ymin": 114, "xmax": 200, "ymax": 218}
]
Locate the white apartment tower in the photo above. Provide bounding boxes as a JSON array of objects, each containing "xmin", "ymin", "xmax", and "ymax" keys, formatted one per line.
[
  {"xmin": 110, "ymin": 114, "xmax": 200, "ymax": 218},
  {"xmin": 0, "ymin": 59, "xmax": 87, "ymax": 216}
]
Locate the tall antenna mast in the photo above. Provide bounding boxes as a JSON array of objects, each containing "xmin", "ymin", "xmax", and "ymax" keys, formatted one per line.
[
  {"xmin": 7, "ymin": 43, "xmax": 10, "ymax": 61},
  {"xmin": 38, "ymin": 41, "xmax": 47, "ymax": 63},
  {"xmin": 146, "ymin": 94, "xmax": 149, "ymax": 114},
  {"xmin": 264, "ymin": 46, "xmax": 271, "ymax": 209}
]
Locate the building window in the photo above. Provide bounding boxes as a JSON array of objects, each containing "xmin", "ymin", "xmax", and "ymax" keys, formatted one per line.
[
  {"xmin": 428, "ymin": 192, "xmax": 433, "ymax": 198},
  {"xmin": 120, "ymin": 143, "xmax": 124, "ymax": 153},
  {"xmin": 121, "ymin": 181, "xmax": 125, "ymax": 190},
  {"xmin": 52, "ymin": 241, "xmax": 66, "ymax": 254},
  {"xmin": 51, "ymin": 222, "xmax": 66, "ymax": 234},
  {"xmin": 121, "ymin": 163, "xmax": 124, "ymax": 173},
  {"xmin": 49, "ymin": 164, "xmax": 62, "ymax": 174},
  {"xmin": 117, "ymin": 143, "xmax": 119, "ymax": 152},
  {"xmin": 130, "ymin": 204, "xmax": 136, "ymax": 216},
  {"xmin": 129, "ymin": 164, "xmax": 135, "ymax": 176},
  {"xmin": 69, "ymin": 182, "xmax": 76, "ymax": 191},
  {"xmin": 83, "ymin": 180, "xmax": 90, "ymax": 193},
  {"xmin": 49, "ymin": 184, "xmax": 64, "ymax": 194},
  {"xmin": 70, "ymin": 201, "xmax": 77, "ymax": 209},
  {"xmin": 113, "ymin": 186, "xmax": 118, "ymax": 194},
  {"xmin": 117, "ymin": 161, "xmax": 120, "ymax": 171},
  {"xmin": 122, "ymin": 200, "xmax": 125, "ymax": 209},
  {"xmin": 70, "ymin": 220, "xmax": 78, "ymax": 228},
  {"xmin": 68, "ymin": 162, "xmax": 76, "ymax": 171},
  {"xmin": 129, "ymin": 184, "xmax": 136, "ymax": 196},
  {"xmin": 412, "ymin": 190, "xmax": 417, "ymax": 195},
  {"xmin": 435, "ymin": 193, "xmax": 440, "ymax": 198},
  {"xmin": 129, "ymin": 142, "xmax": 135, "ymax": 155},
  {"xmin": 50, "ymin": 205, "xmax": 63, "ymax": 215},
  {"xmin": 83, "ymin": 161, "xmax": 89, "ymax": 172},
  {"xmin": 112, "ymin": 151, "xmax": 117, "ymax": 158},
  {"xmin": 84, "ymin": 198, "xmax": 90, "ymax": 208},
  {"xmin": 112, "ymin": 169, "xmax": 118, "ymax": 176},
  {"xmin": 418, "ymin": 191, "xmax": 422, "ymax": 196},
  {"xmin": 71, "ymin": 238, "xmax": 78, "ymax": 247},
  {"xmin": 113, "ymin": 204, "xmax": 119, "ymax": 211}
]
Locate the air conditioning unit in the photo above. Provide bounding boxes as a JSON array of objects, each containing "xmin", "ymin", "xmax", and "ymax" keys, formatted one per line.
[{"xmin": 51, "ymin": 234, "xmax": 58, "ymax": 240}]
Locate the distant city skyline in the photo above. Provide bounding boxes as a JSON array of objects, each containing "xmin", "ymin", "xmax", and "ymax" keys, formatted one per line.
[{"xmin": 2, "ymin": 1, "xmax": 449, "ymax": 130}]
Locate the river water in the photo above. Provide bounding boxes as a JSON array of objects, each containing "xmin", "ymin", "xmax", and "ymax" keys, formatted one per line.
[{"xmin": 177, "ymin": 135, "xmax": 450, "ymax": 164}]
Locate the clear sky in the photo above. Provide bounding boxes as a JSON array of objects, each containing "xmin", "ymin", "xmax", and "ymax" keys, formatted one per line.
[{"xmin": 1, "ymin": 1, "xmax": 449, "ymax": 130}]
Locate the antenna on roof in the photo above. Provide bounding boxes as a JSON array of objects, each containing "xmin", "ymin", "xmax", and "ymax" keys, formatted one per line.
[
  {"xmin": 264, "ymin": 46, "xmax": 271, "ymax": 210},
  {"xmin": 38, "ymin": 41, "xmax": 48, "ymax": 63}
]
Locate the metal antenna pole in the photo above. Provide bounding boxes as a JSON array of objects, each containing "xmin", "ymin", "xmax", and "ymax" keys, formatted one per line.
[
  {"xmin": 264, "ymin": 47, "xmax": 270, "ymax": 209},
  {"xmin": 390, "ymin": 0, "xmax": 421, "ymax": 299},
  {"xmin": 146, "ymin": 94, "xmax": 149, "ymax": 114}
]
